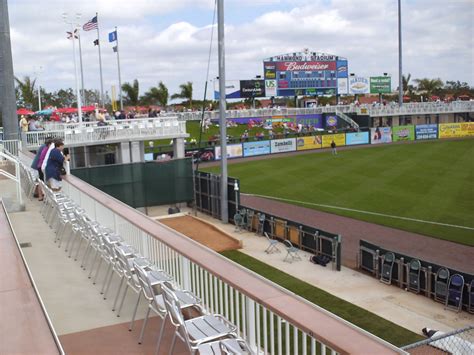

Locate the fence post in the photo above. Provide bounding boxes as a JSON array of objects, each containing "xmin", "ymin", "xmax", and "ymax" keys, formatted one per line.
[
  {"xmin": 399, "ymin": 257, "xmax": 405, "ymax": 289},
  {"xmin": 374, "ymin": 250, "xmax": 380, "ymax": 279},
  {"xmin": 336, "ymin": 235, "xmax": 342, "ymax": 271},
  {"xmin": 181, "ymin": 257, "xmax": 191, "ymax": 290},
  {"xmin": 245, "ymin": 297, "xmax": 258, "ymax": 353},
  {"xmin": 426, "ymin": 266, "xmax": 432, "ymax": 298}
]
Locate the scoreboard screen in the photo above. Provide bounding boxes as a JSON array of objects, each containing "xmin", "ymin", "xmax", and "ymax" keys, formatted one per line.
[{"xmin": 263, "ymin": 51, "xmax": 348, "ymax": 97}]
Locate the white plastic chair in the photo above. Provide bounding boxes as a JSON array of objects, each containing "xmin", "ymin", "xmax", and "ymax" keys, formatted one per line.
[{"xmin": 264, "ymin": 232, "xmax": 280, "ymax": 254}]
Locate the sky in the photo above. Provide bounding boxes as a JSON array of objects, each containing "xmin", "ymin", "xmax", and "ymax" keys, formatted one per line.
[{"xmin": 7, "ymin": 0, "xmax": 474, "ymax": 103}]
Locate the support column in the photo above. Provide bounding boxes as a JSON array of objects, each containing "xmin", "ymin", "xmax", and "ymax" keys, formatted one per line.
[
  {"xmin": 119, "ymin": 142, "xmax": 131, "ymax": 164},
  {"xmin": 130, "ymin": 141, "xmax": 143, "ymax": 162},
  {"xmin": 84, "ymin": 146, "xmax": 90, "ymax": 167},
  {"xmin": 173, "ymin": 138, "xmax": 185, "ymax": 159}
]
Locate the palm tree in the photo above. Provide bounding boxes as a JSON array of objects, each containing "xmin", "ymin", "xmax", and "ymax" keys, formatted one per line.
[
  {"xmin": 414, "ymin": 78, "xmax": 444, "ymax": 97},
  {"xmin": 402, "ymin": 74, "xmax": 414, "ymax": 95},
  {"xmin": 121, "ymin": 79, "xmax": 140, "ymax": 106},
  {"xmin": 171, "ymin": 81, "xmax": 193, "ymax": 108},
  {"xmin": 142, "ymin": 81, "xmax": 169, "ymax": 107},
  {"xmin": 15, "ymin": 75, "xmax": 37, "ymax": 110}
]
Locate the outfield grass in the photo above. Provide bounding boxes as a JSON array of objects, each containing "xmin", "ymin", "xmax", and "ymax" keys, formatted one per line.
[
  {"xmin": 221, "ymin": 250, "xmax": 423, "ymax": 347},
  {"xmin": 208, "ymin": 139, "xmax": 474, "ymax": 245}
]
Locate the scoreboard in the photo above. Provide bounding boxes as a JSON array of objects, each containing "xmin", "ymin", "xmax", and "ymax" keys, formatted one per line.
[{"xmin": 263, "ymin": 51, "xmax": 348, "ymax": 97}]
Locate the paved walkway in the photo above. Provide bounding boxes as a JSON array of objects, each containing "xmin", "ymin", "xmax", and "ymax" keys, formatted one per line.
[
  {"xmin": 241, "ymin": 194, "xmax": 474, "ymax": 273},
  {"xmin": 150, "ymin": 206, "xmax": 474, "ymax": 335}
]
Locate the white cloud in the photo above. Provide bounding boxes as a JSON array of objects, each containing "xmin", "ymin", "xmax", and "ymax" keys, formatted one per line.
[{"xmin": 7, "ymin": 0, "xmax": 473, "ymax": 104}]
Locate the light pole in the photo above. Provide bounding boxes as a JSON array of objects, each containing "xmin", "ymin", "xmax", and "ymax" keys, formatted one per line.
[
  {"xmin": 62, "ymin": 13, "xmax": 83, "ymax": 124},
  {"xmin": 398, "ymin": 0, "xmax": 403, "ymax": 107},
  {"xmin": 34, "ymin": 66, "xmax": 43, "ymax": 111}
]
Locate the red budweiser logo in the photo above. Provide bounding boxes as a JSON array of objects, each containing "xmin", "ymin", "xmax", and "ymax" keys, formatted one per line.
[{"xmin": 277, "ymin": 61, "xmax": 336, "ymax": 71}]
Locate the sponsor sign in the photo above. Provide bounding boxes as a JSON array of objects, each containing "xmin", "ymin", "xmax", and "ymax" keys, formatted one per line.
[
  {"xmin": 264, "ymin": 63, "xmax": 276, "ymax": 79},
  {"xmin": 240, "ymin": 80, "xmax": 265, "ymax": 98},
  {"xmin": 243, "ymin": 141, "xmax": 271, "ymax": 157},
  {"xmin": 276, "ymin": 61, "xmax": 337, "ymax": 72},
  {"xmin": 415, "ymin": 124, "xmax": 438, "ymax": 140},
  {"xmin": 439, "ymin": 122, "xmax": 474, "ymax": 138},
  {"xmin": 346, "ymin": 132, "xmax": 370, "ymax": 145},
  {"xmin": 326, "ymin": 115, "xmax": 338, "ymax": 127},
  {"xmin": 214, "ymin": 80, "xmax": 241, "ymax": 100},
  {"xmin": 392, "ymin": 125, "xmax": 415, "ymax": 142},
  {"xmin": 271, "ymin": 138, "xmax": 296, "ymax": 154},
  {"xmin": 268, "ymin": 52, "xmax": 337, "ymax": 61},
  {"xmin": 370, "ymin": 76, "xmax": 392, "ymax": 94},
  {"xmin": 336, "ymin": 60, "xmax": 348, "ymax": 78},
  {"xmin": 349, "ymin": 76, "xmax": 370, "ymax": 94},
  {"xmin": 337, "ymin": 78, "xmax": 348, "ymax": 95},
  {"xmin": 370, "ymin": 127, "xmax": 392, "ymax": 144},
  {"xmin": 296, "ymin": 136, "xmax": 322, "ymax": 150},
  {"xmin": 215, "ymin": 144, "xmax": 243, "ymax": 160},
  {"xmin": 322, "ymin": 134, "xmax": 345, "ymax": 148},
  {"xmin": 265, "ymin": 80, "xmax": 277, "ymax": 97}
]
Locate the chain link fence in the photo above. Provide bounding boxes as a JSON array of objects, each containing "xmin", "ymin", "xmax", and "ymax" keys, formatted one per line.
[{"xmin": 402, "ymin": 325, "xmax": 474, "ymax": 354}]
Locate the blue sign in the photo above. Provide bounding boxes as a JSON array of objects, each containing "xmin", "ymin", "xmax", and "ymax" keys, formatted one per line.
[
  {"xmin": 346, "ymin": 132, "xmax": 370, "ymax": 145},
  {"xmin": 415, "ymin": 124, "xmax": 438, "ymax": 140},
  {"xmin": 326, "ymin": 115, "xmax": 338, "ymax": 127},
  {"xmin": 243, "ymin": 140, "xmax": 271, "ymax": 157},
  {"xmin": 336, "ymin": 60, "xmax": 348, "ymax": 78}
]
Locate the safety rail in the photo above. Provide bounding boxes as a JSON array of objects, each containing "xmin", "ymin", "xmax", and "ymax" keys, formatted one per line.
[
  {"xmin": 57, "ymin": 173, "xmax": 405, "ymax": 354},
  {"xmin": 164, "ymin": 101, "xmax": 473, "ymax": 120},
  {"xmin": 0, "ymin": 139, "xmax": 21, "ymax": 156},
  {"xmin": 21, "ymin": 117, "xmax": 188, "ymax": 149}
]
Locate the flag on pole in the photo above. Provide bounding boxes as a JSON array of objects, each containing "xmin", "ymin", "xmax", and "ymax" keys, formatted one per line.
[
  {"xmin": 66, "ymin": 29, "xmax": 79, "ymax": 39},
  {"xmin": 112, "ymin": 45, "xmax": 118, "ymax": 53},
  {"xmin": 93, "ymin": 39, "xmax": 99, "ymax": 46},
  {"xmin": 108, "ymin": 30, "xmax": 117, "ymax": 42},
  {"xmin": 83, "ymin": 16, "xmax": 98, "ymax": 31}
]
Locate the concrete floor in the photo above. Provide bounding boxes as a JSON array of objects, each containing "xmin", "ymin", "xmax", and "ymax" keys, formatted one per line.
[{"xmin": 148, "ymin": 205, "xmax": 474, "ymax": 335}]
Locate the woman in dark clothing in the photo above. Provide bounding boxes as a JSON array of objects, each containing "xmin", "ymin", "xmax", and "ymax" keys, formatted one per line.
[{"xmin": 45, "ymin": 140, "xmax": 67, "ymax": 191}]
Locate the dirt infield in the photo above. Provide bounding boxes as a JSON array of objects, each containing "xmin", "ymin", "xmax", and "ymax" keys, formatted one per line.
[
  {"xmin": 159, "ymin": 215, "xmax": 241, "ymax": 252},
  {"xmin": 241, "ymin": 195, "xmax": 474, "ymax": 273}
]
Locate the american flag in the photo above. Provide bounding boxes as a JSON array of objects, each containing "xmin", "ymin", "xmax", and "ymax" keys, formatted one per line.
[{"xmin": 83, "ymin": 16, "xmax": 98, "ymax": 31}]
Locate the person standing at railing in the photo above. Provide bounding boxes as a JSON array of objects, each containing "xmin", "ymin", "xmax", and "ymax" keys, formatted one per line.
[
  {"xmin": 19, "ymin": 115, "xmax": 29, "ymax": 132},
  {"xmin": 31, "ymin": 137, "xmax": 53, "ymax": 201},
  {"xmin": 45, "ymin": 139, "xmax": 69, "ymax": 192}
]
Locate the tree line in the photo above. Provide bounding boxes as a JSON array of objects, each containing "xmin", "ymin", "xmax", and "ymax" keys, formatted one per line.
[{"xmin": 14, "ymin": 75, "xmax": 472, "ymax": 112}]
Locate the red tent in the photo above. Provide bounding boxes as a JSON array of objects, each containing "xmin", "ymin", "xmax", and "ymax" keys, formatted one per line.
[{"xmin": 17, "ymin": 108, "xmax": 34, "ymax": 115}]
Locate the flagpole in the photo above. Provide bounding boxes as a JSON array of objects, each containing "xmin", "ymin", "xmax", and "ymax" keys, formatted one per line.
[
  {"xmin": 115, "ymin": 26, "xmax": 123, "ymax": 111},
  {"xmin": 78, "ymin": 30, "xmax": 86, "ymax": 106},
  {"xmin": 65, "ymin": 18, "xmax": 83, "ymax": 125},
  {"xmin": 96, "ymin": 12, "xmax": 105, "ymax": 107}
]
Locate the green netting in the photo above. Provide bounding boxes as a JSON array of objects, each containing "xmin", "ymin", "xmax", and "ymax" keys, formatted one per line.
[{"xmin": 72, "ymin": 158, "xmax": 193, "ymax": 208}]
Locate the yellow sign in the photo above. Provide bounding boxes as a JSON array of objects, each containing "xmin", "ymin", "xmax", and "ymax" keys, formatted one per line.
[
  {"xmin": 439, "ymin": 123, "xmax": 474, "ymax": 138},
  {"xmin": 322, "ymin": 133, "xmax": 346, "ymax": 148},
  {"xmin": 296, "ymin": 136, "xmax": 322, "ymax": 150}
]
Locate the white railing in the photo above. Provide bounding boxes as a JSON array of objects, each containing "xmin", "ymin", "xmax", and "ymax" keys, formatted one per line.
[
  {"xmin": 22, "ymin": 118, "xmax": 188, "ymax": 149},
  {"xmin": 0, "ymin": 139, "xmax": 22, "ymax": 156},
  {"xmin": 61, "ymin": 175, "xmax": 406, "ymax": 355},
  {"xmin": 0, "ymin": 148, "xmax": 23, "ymax": 206},
  {"xmin": 166, "ymin": 101, "xmax": 473, "ymax": 120}
]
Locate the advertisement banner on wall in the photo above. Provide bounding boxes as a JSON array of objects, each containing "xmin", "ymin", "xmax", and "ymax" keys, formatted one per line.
[
  {"xmin": 370, "ymin": 76, "xmax": 392, "ymax": 94},
  {"xmin": 214, "ymin": 80, "xmax": 241, "ymax": 100},
  {"xmin": 325, "ymin": 115, "xmax": 338, "ymax": 127},
  {"xmin": 392, "ymin": 125, "xmax": 415, "ymax": 142},
  {"xmin": 263, "ymin": 62, "xmax": 276, "ymax": 79},
  {"xmin": 336, "ymin": 60, "xmax": 348, "ymax": 78},
  {"xmin": 370, "ymin": 127, "xmax": 392, "ymax": 144},
  {"xmin": 337, "ymin": 78, "xmax": 348, "ymax": 95},
  {"xmin": 271, "ymin": 138, "xmax": 296, "ymax": 154},
  {"xmin": 415, "ymin": 124, "xmax": 438, "ymax": 140},
  {"xmin": 243, "ymin": 141, "xmax": 271, "ymax": 157},
  {"xmin": 215, "ymin": 144, "xmax": 243, "ymax": 160},
  {"xmin": 346, "ymin": 132, "xmax": 370, "ymax": 145},
  {"xmin": 439, "ymin": 123, "xmax": 474, "ymax": 138},
  {"xmin": 240, "ymin": 80, "xmax": 265, "ymax": 98},
  {"xmin": 275, "ymin": 61, "xmax": 336, "ymax": 71},
  {"xmin": 265, "ymin": 80, "xmax": 277, "ymax": 97},
  {"xmin": 296, "ymin": 136, "xmax": 322, "ymax": 150},
  {"xmin": 322, "ymin": 134, "xmax": 345, "ymax": 148},
  {"xmin": 349, "ymin": 76, "xmax": 370, "ymax": 94}
]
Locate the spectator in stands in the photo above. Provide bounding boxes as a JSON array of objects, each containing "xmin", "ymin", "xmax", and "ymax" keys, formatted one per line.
[
  {"xmin": 331, "ymin": 140, "xmax": 337, "ymax": 155},
  {"xmin": 255, "ymin": 131, "xmax": 264, "ymax": 140},
  {"xmin": 31, "ymin": 137, "xmax": 53, "ymax": 201},
  {"xmin": 119, "ymin": 110, "xmax": 127, "ymax": 120},
  {"xmin": 19, "ymin": 115, "xmax": 29, "ymax": 132},
  {"xmin": 45, "ymin": 139, "xmax": 69, "ymax": 191},
  {"xmin": 28, "ymin": 116, "xmax": 43, "ymax": 131},
  {"xmin": 268, "ymin": 129, "xmax": 274, "ymax": 140}
]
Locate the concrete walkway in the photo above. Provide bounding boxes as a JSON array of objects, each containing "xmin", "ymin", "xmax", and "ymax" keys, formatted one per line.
[{"xmin": 148, "ymin": 206, "xmax": 474, "ymax": 335}]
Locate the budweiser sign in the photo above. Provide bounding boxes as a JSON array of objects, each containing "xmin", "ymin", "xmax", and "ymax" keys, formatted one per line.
[{"xmin": 276, "ymin": 61, "xmax": 336, "ymax": 71}]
